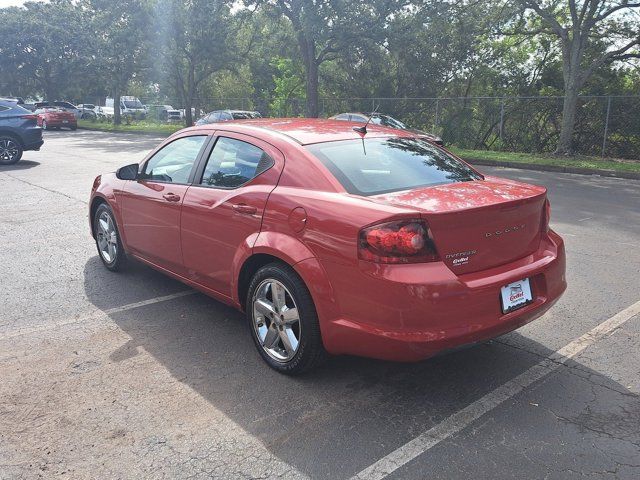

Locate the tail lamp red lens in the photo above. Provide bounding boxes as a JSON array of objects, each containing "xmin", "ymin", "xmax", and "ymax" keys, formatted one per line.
[{"xmin": 358, "ymin": 219, "xmax": 439, "ymax": 264}]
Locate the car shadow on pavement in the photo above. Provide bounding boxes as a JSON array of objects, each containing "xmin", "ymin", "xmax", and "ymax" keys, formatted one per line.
[
  {"xmin": 83, "ymin": 256, "xmax": 640, "ymax": 480},
  {"xmin": 0, "ymin": 159, "xmax": 40, "ymax": 170}
]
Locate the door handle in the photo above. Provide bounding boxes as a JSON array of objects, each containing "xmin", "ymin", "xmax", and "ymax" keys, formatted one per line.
[
  {"xmin": 232, "ymin": 203, "xmax": 257, "ymax": 215},
  {"xmin": 162, "ymin": 193, "xmax": 181, "ymax": 202}
]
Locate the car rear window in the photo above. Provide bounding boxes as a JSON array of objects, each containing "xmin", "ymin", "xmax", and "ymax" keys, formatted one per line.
[{"xmin": 306, "ymin": 137, "xmax": 482, "ymax": 196}]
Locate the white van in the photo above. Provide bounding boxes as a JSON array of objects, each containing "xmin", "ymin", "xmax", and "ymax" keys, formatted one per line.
[{"xmin": 105, "ymin": 96, "xmax": 146, "ymax": 119}]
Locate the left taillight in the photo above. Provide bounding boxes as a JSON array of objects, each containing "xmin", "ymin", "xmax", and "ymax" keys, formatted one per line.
[{"xmin": 358, "ymin": 219, "xmax": 440, "ymax": 264}]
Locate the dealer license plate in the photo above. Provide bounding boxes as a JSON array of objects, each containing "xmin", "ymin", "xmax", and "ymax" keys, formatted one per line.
[
  {"xmin": 62, "ymin": 120, "xmax": 69, "ymax": 123},
  {"xmin": 500, "ymin": 278, "xmax": 533, "ymax": 314}
]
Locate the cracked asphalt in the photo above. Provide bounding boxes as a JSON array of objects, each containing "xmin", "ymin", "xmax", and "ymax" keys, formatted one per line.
[{"xmin": 1, "ymin": 130, "xmax": 639, "ymax": 479}]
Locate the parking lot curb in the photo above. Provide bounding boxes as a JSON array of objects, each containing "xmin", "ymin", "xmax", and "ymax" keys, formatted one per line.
[{"xmin": 466, "ymin": 158, "xmax": 640, "ymax": 180}]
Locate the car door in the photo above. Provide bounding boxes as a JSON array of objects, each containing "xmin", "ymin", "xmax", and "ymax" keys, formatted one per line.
[
  {"xmin": 120, "ymin": 133, "xmax": 209, "ymax": 273},
  {"xmin": 180, "ymin": 132, "xmax": 284, "ymax": 297}
]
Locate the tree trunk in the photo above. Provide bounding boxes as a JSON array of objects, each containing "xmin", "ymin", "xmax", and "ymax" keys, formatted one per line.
[
  {"xmin": 297, "ymin": 35, "xmax": 319, "ymax": 118},
  {"xmin": 555, "ymin": 36, "xmax": 585, "ymax": 156},
  {"xmin": 113, "ymin": 86, "xmax": 121, "ymax": 125},
  {"xmin": 305, "ymin": 59, "xmax": 319, "ymax": 118},
  {"xmin": 555, "ymin": 85, "xmax": 579, "ymax": 155},
  {"xmin": 184, "ymin": 98, "xmax": 193, "ymax": 126},
  {"xmin": 184, "ymin": 66, "xmax": 194, "ymax": 126}
]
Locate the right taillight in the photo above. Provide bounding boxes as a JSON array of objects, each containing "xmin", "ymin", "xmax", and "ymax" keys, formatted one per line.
[{"xmin": 358, "ymin": 219, "xmax": 440, "ymax": 264}]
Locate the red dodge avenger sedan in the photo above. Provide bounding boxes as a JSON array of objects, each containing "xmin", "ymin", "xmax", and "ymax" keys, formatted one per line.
[{"xmin": 89, "ymin": 118, "xmax": 566, "ymax": 374}]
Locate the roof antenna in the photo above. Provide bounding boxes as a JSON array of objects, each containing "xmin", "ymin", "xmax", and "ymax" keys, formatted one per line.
[{"xmin": 353, "ymin": 104, "xmax": 379, "ymax": 134}]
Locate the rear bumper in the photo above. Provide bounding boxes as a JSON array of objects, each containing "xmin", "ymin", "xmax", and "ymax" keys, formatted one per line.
[
  {"xmin": 22, "ymin": 127, "xmax": 44, "ymax": 151},
  {"xmin": 45, "ymin": 119, "xmax": 77, "ymax": 127},
  {"xmin": 316, "ymin": 230, "xmax": 566, "ymax": 361}
]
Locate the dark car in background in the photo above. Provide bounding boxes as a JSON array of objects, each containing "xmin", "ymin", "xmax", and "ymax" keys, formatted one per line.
[
  {"xmin": 195, "ymin": 109, "xmax": 261, "ymax": 126},
  {"xmin": 330, "ymin": 112, "xmax": 443, "ymax": 145},
  {"xmin": 0, "ymin": 100, "xmax": 43, "ymax": 165}
]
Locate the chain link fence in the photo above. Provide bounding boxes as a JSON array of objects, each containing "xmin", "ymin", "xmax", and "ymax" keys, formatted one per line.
[{"xmin": 136, "ymin": 95, "xmax": 640, "ymax": 159}]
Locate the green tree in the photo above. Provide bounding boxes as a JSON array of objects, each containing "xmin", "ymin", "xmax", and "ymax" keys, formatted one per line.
[
  {"xmin": 516, "ymin": 0, "xmax": 640, "ymax": 154},
  {"xmin": 157, "ymin": 0, "xmax": 234, "ymax": 126},
  {"xmin": 83, "ymin": 0, "xmax": 152, "ymax": 124},
  {"xmin": 246, "ymin": 0, "xmax": 401, "ymax": 117},
  {"xmin": 269, "ymin": 57, "xmax": 305, "ymax": 115},
  {"xmin": 0, "ymin": 0, "xmax": 89, "ymax": 100}
]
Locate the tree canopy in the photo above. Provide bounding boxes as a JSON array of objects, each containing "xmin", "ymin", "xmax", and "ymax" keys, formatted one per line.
[{"xmin": 1, "ymin": 0, "xmax": 638, "ymax": 154}]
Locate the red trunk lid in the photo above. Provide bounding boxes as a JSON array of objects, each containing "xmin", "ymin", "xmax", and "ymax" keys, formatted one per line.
[{"xmin": 371, "ymin": 177, "xmax": 547, "ymax": 273}]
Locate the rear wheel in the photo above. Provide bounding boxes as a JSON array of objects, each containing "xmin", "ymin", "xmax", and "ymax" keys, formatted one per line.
[
  {"xmin": 93, "ymin": 203, "xmax": 127, "ymax": 271},
  {"xmin": 0, "ymin": 136, "xmax": 23, "ymax": 165},
  {"xmin": 246, "ymin": 263, "xmax": 326, "ymax": 374}
]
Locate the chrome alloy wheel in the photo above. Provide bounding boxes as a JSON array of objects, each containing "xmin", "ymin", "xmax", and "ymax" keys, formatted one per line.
[
  {"xmin": 252, "ymin": 279, "xmax": 301, "ymax": 362},
  {"xmin": 96, "ymin": 211, "xmax": 118, "ymax": 263},
  {"xmin": 0, "ymin": 138, "xmax": 20, "ymax": 163}
]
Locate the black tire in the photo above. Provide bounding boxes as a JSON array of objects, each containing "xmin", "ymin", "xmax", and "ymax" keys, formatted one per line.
[
  {"xmin": 93, "ymin": 203, "xmax": 127, "ymax": 271},
  {"xmin": 246, "ymin": 262, "xmax": 326, "ymax": 374},
  {"xmin": 0, "ymin": 135, "xmax": 23, "ymax": 165},
  {"xmin": 70, "ymin": 125, "xmax": 77, "ymax": 130}
]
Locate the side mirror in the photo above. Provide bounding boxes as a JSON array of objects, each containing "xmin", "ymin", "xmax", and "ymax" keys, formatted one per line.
[{"xmin": 116, "ymin": 163, "xmax": 139, "ymax": 180}]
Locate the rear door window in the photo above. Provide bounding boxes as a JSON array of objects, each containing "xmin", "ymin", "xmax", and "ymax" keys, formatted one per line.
[
  {"xmin": 306, "ymin": 137, "xmax": 481, "ymax": 196},
  {"xmin": 199, "ymin": 137, "xmax": 274, "ymax": 188}
]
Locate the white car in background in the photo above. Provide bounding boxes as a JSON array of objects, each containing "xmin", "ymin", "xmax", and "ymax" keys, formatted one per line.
[
  {"xmin": 105, "ymin": 96, "xmax": 146, "ymax": 119},
  {"xmin": 77, "ymin": 104, "xmax": 98, "ymax": 119},
  {"xmin": 96, "ymin": 106, "xmax": 114, "ymax": 120}
]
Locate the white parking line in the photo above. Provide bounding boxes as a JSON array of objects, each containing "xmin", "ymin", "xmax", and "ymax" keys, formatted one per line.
[
  {"xmin": 0, "ymin": 290, "xmax": 197, "ymax": 340},
  {"xmin": 350, "ymin": 299, "xmax": 640, "ymax": 480}
]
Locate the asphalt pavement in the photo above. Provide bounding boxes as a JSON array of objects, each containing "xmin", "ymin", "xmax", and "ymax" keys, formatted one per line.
[{"xmin": 1, "ymin": 129, "xmax": 638, "ymax": 479}]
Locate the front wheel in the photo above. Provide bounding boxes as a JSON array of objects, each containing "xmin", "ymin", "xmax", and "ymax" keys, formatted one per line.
[
  {"xmin": 246, "ymin": 263, "xmax": 326, "ymax": 374},
  {"xmin": 93, "ymin": 203, "xmax": 127, "ymax": 271},
  {"xmin": 0, "ymin": 136, "xmax": 23, "ymax": 165}
]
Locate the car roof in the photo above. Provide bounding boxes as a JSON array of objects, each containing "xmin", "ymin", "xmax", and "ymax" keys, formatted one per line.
[{"xmin": 185, "ymin": 117, "xmax": 410, "ymax": 145}]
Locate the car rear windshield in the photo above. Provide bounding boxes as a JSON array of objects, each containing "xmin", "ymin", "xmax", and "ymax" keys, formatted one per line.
[{"xmin": 306, "ymin": 137, "xmax": 482, "ymax": 196}]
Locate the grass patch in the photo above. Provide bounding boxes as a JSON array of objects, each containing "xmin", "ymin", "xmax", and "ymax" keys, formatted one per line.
[
  {"xmin": 78, "ymin": 119, "xmax": 183, "ymax": 135},
  {"xmin": 449, "ymin": 147, "xmax": 640, "ymax": 173}
]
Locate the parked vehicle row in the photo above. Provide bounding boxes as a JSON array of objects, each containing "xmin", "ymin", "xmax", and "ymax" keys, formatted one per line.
[{"xmin": 4, "ymin": 95, "xmax": 443, "ymax": 143}]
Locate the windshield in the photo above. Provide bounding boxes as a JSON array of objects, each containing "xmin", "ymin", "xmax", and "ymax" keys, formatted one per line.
[
  {"xmin": 123, "ymin": 99, "xmax": 143, "ymax": 109},
  {"xmin": 306, "ymin": 137, "xmax": 481, "ymax": 196}
]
